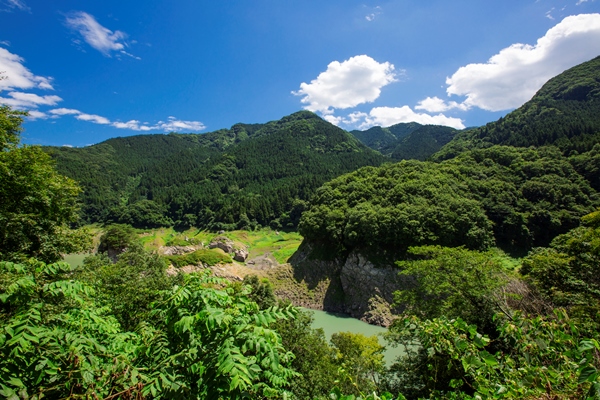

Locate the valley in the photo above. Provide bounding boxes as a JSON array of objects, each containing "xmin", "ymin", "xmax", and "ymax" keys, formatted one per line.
[{"xmin": 2, "ymin": 55, "xmax": 600, "ymax": 399}]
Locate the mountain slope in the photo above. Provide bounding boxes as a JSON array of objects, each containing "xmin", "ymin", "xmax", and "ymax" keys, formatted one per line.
[
  {"xmin": 45, "ymin": 111, "xmax": 386, "ymax": 229},
  {"xmin": 351, "ymin": 122, "xmax": 458, "ymax": 160}
]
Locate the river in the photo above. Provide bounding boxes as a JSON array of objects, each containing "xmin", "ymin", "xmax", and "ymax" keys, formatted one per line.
[{"xmin": 63, "ymin": 253, "xmax": 88, "ymax": 267}]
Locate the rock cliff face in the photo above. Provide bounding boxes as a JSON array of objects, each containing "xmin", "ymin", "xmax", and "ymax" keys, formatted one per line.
[
  {"xmin": 284, "ymin": 241, "xmax": 410, "ymax": 326},
  {"xmin": 340, "ymin": 252, "xmax": 409, "ymax": 326}
]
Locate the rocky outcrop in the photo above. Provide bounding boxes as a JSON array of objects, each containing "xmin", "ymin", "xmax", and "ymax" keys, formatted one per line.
[
  {"xmin": 161, "ymin": 245, "xmax": 196, "ymax": 255},
  {"xmin": 209, "ymin": 236, "xmax": 250, "ymax": 262},
  {"xmin": 247, "ymin": 253, "xmax": 278, "ymax": 270}
]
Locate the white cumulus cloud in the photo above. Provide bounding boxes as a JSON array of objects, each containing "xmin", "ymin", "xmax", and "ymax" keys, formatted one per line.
[
  {"xmin": 65, "ymin": 11, "xmax": 136, "ymax": 58},
  {"xmin": 293, "ymin": 55, "xmax": 397, "ymax": 114},
  {"xmin": 26, "ymin": 110, "xmax": 48, "ymax": 120},
  {"xmin": 75, "ymin": 113, "xmax": 110, "ymax": 125},
  {"xmin": 446, "ymin": 13, "xmax": 600, "ymax": 111},
  {"xmin": 0, "ymin": 47, "xmax": 54, "ymax": 91},
  {"xmin": 156, "ymin": 117, "xmax": 206, "ymax": 131}
]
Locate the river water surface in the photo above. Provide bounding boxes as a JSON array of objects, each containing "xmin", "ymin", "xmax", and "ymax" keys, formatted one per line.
[{"xmin": 307, "ymin": 309, "xmax": 404, "ymax": 365}]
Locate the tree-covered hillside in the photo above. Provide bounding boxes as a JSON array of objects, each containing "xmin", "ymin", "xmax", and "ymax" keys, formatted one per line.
[
  {"xmin": 299, "ymin": 145, "xmax": 599, "ymax": 258},
  {"xmin": 435, "ymin": 55, "xmax": 600, "ymax": 160},
  {"xmin": 351, "ymin": 123, "xmax": 459, "ymax": 161},
  {"xmin": 45, "ymin": 111, "xmax": 386, "ymax": 230}
]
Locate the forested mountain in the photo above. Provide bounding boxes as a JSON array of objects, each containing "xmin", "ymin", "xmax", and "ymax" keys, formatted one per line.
[
  {"xmin": 435, "ymin": 55, "xmax": 600, "ymax": 160},
  {"xmin": 45, "ymin": 111, "xmax": 386, "ymax": 229},
  {"xmin": 351, "ymin": 122, "xmax": 459, "ymax": 160}
]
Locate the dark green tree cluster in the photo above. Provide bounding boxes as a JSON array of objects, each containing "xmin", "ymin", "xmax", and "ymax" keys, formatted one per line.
[
  {"xmin": 299, "ymin": 145, "xmax": 598, "ymax": 257},
  {"xmin": 521, "ymin": 208, "xmax": 600, "ymax": 331}
]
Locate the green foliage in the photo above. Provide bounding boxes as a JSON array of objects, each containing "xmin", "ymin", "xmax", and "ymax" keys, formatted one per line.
[
  {"xmin": 242, "ymin": 275, "xmax": 277, "ymax": 310},
  {"xmin": 570, "ymin": 143, "xmax": 600, "ymax": 191},
  {"xmin": 327, "ymin": 387, "xmax": 406, "ymax": 400},
  {"xmin": 391, "ymin": 125, "xmax": 458, "ymax": 161},
  {"xmin": 0, "ymin": 258, "xmax": 302, "ymax": 399},
  {"xmin": 0, "ymin": 106, "xmax": 87, "ymax": 263},
  {"xmin": 0, "ymin": 104, "xmax": 25, "ymax": 150},
  {"xmin": 98, "ymin": 223, "xmax": 137, "ymax": 253},
  {"xmin": 142, "ymin": 271, "xmax": 299, "ymax": 399},
  {"xmin": 274, "ymin": 308, "xmax": 340, "ymax": 399},
  {"xmin": 108, "ymin": 199, "xmax": 174, "ymax": 228},
  {"xmin": 395, "ymin": 246, "xmax": 512, "ymax": 334},
  {"xmin": 331, "ymin": 332, "xmax": 386, "ymax": 396},
  {"xmin": 166, "ymin": 248, "xmax": 233, "ymax": 267},
  {"xmin": 521, "ymin": 208, "xmax": 600, "ymax": 331},
  {"xmin": 299, "ymin": 161, "xmax": 494, "ymax": 258},
  {"xmin": 386, "ymin": 312, "xmax": 600, "ymax": 399},
  {"xmin": 0, "ymin": 259, "xmax": 143, "ymax": 399},
  {"xmin": 76, "ymin": 243, "xmax": 175, "ymax": 331}
]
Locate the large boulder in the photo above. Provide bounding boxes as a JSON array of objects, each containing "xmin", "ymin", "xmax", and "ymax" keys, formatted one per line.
[{"xmin": 234, "ymin": 248, "xmax": 249, "ymax": 262}]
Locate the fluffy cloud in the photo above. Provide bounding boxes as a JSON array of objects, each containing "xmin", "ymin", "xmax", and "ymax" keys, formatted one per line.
[
  {"xmin": 446, "ymin": 13, "xmax": 600, "ymax": 111},
  {"xmin": 328, "ymin": 107, "xmax": 465, "ymax": 130},
  {"xmin": 112, "ymin": 120, "xmax": 152, "ymax": 131},
  {"xmin": 156, "ymin": 117, "xmax": 206, "ymax": 131},
  {"xmin": 75, "ymin": 113, "xmax": 110, "ymax": 125},
  {"xmin": 65, "ymin": 11, "xmax": 136, "ymax": 58},
  {"xmin": 0, "ymin": 47, "xmax": 54, "ymax": 91},
  {"xmin": 0, "ymin": 91, "xmax": 62, "ymax": 108},
  {"xmin": 26, "ymin": 110, "xmax": 48, "ymax": 120},
  {"xmin": 49, "ymin": 108, "xmax": 109, "ymax": 124},
  {"xmin": 50, "ymin": 108, "xmax": 205, "ymax": 132},
  {"xmin": 49, "ymin": 108, "xmax": 81, "ymax": 116},
  {"xmin": 293, "ymin": 55, "xmax": 397, "ymax": 114},
  {"xmin": 415, "ymin": 96, "xmax": 469, "ymax": 113}
]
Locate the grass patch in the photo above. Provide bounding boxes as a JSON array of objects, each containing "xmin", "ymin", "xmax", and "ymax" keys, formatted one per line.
[{"xmin": 92, "ymin": 225, "xmax": 304, "ymax": 264}]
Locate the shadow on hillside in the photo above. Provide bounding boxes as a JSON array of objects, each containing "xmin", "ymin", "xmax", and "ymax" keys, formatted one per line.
[{"xmin": 287, "ymin": 241, "xmax": 346, "ymax": 313}]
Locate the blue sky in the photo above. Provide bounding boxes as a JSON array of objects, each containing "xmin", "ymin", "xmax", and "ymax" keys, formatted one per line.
[{"xmin": 1, "ymin": 0, "xmax": 600, "ymax": 147}]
